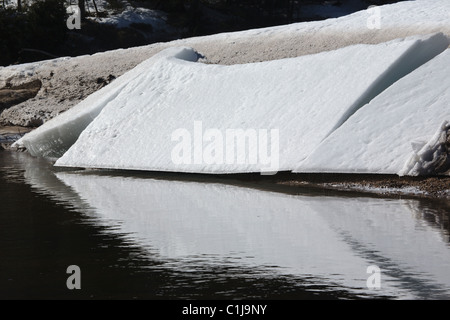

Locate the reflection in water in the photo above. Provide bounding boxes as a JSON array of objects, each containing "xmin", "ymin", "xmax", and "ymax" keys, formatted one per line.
[{"xmin": 1, "ymin": 151, "xmax": 450, "ymax": 299}]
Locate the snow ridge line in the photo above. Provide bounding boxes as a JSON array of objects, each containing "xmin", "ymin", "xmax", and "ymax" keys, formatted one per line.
[
  {"xmin": 18, "ymin": 86, "xmax": 126, "ymax": 159},
  {"xmin": 322, "ymin": 33, "xmax": 450, "ymax": 141},
  {"xmin": 11, "ymin": 48, "xmax": 199, "ymax": 159}
]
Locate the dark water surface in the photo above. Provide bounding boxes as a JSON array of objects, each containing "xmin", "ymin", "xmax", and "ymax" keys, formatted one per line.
[{"xmin": 1, "ymin": 151, "xmax": 449, "ymax": 300}]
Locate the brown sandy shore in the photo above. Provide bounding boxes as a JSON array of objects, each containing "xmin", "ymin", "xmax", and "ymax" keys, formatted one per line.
[
  {"xmin": 212, "ymin": 172, "xmax": 450, "ymax": 201},
  {"xmin": 0, "ymin": 126, "xmax": 32, "ymax": 135},
  {"xmin": 274, "ymin": 174, "xmax": 450, "ymax": 200}
]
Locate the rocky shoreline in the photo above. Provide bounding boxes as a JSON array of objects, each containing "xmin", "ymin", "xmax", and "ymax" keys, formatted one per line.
[
  {"xmin": 0, "ymin": 126, "xmax": 32, "ymax": 150},
  {"xmin": 276, "ymin": 174, "xmax": 450, "ymax": 200}
]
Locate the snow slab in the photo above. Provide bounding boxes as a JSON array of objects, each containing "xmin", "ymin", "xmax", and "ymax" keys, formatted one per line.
[
  {"xmin": 50, "ymin": 33, "xmax": 449, "ymax": 173},
  {"xmin": 295, "ymin": 48, "xmax": 450, "ymax": 176}
]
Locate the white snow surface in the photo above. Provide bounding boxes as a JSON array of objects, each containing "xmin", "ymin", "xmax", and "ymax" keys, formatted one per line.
[
  {"xmin": 49, "ymin": 33, "xmax": 449, "ymax": 173},
  {"xmin": 296, "ymin": 49, "xmax": 450, "ymax": 175},
  {"xmin": 13, "ymin": 48, "xmax": 200, "ymax": 159}
]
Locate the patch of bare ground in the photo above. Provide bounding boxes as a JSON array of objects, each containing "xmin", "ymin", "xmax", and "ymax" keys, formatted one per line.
[
  {"xmin": 276, "ymin": 174, "xmax": 450, "ymax": 199},
  {"xmin": 0, "ymin": 79, "xmax": 42, "ymax": 112}
]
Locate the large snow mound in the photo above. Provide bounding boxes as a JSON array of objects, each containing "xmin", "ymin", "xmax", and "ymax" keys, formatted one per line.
[
  {"xmin": 51, "ymin": 34, "xmax": 448, "ymax": 173},
  {"xmin": 296, "ymin": 49, "xmax": 450, "ymax": 175}
]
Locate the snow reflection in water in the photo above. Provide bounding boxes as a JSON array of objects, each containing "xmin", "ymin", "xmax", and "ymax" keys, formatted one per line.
[{"xmin": 10, "ymin": 152, "xmax": 450, "ymax": 299}]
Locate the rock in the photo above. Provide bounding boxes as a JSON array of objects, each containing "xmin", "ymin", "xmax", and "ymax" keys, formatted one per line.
[{"xmin": 0, "ymin": 79, "xmax": 42, "ymax": 112}]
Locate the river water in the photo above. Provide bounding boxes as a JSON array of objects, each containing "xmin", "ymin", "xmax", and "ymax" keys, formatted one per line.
[{"xmin": 1, "ymin": 151, "xmax": 449, "ymax": 300}]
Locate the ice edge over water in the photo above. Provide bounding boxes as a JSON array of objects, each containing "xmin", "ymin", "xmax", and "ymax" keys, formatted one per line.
[{"xmin": 399, "ymin": 121, "xmax": 450, "ymax": 176}]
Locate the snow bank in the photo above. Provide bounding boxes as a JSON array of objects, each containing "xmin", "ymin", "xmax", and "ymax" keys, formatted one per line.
[
  {"xmin": 296, "ymin": 49, "xmax": 450, "ymax": 175},
  {"xmin": 50, "ymin": 34, "xmax": 448, "ymax": 173}
]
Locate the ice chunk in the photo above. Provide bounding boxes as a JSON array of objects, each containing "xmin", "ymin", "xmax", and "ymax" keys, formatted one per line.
[
  {"xmin": 54, "ymin": 34, "xmax": 448, "ymax": 173},
  {"xmin": 296, "ymin": 49, "xmax": 450, "ymax": 175},
  {"xmin": 399, "ymin": 121, "xmax": 450, "ymax": 176}
]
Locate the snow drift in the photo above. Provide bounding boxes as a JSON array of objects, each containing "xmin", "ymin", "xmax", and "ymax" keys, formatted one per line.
[
  {"xmin": 44, "ymin": 34, "xmax": 447, "ymax": 174},
  {"xmin": 296, "ymin": 48, "xmax": 450, "ymax": 175}
]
